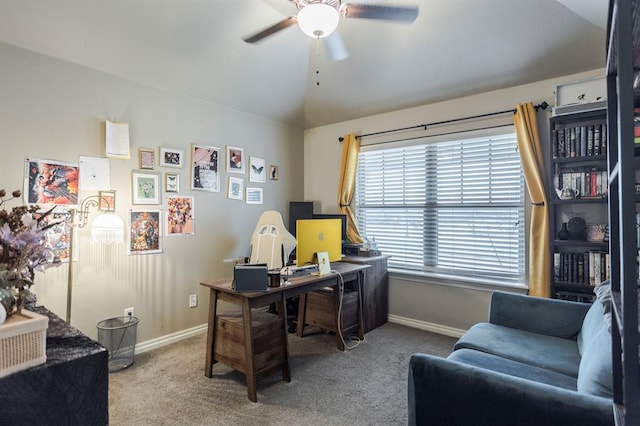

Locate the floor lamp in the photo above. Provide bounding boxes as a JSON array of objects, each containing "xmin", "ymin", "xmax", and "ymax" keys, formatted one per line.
[{"xmin": 66, "ymin": 195, "xmax": 123, "ymax": 323}]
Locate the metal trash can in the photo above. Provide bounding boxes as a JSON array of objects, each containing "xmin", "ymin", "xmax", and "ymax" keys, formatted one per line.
[{"xmin": 97, "ymin": 316, "xmax": 139, "ymax": 372}]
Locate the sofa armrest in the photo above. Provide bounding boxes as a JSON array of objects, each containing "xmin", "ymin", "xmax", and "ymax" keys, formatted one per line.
[
  {"xmin": 489, "ymin": 291, "xmax": 590, "ymax": 338},
  {"xmin": 408, "ymin": 353, "xmax": 613, "ymax": 426}
]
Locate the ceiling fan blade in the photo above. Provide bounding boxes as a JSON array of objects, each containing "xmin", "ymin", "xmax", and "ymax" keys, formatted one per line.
[
  {"xmin": 323, "ymin": 32, "xmax": 349, "ymax": 62},
  {"xmin": 243, "ymin": 16, "xmax": 297, "ymax": 43},
  {"xmin": 341, "ymin": 3, "xmax": 419, "ymax": 22}
]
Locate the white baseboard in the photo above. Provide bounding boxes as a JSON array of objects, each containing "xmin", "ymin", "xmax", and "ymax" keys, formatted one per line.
[
  {"xmin": 388, "ymin": 314, "xmax": 466, "ymax": 338},
  {"xmin": 133, "ymin": 316, "xmax": 465, "ymax": 354},
  {"xmin": 135, "ymin": 323, "xmax": 208, "ymax": 354}
]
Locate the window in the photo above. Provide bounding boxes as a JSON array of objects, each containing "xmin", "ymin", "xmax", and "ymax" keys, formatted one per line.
[{"xmin": 355, "ymin": 130, "xmax": 525, "ymax": 282}]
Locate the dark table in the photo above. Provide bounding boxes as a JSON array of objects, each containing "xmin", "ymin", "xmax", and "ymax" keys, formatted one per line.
[{"xmin": 1, "ymin": 306, "xmax": 109, "ymax": 425}]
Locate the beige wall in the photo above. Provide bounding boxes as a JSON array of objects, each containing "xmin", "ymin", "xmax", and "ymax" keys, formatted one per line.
[
  {"xmin": 0, "ymin": 42, "xmax": 304, "ymax": 342},
  {"xmin": 304, "ymin": 68, "xmax": 604, "ymax": 333}
]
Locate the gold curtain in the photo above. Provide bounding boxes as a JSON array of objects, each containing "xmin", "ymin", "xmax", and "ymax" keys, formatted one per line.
[
  {"xmin": 338, "ymin": 133, "xmax": 363, "ymax": 243},
  {"xmin": 513, "ymin": 102, "xmax": 550, "ymax": 297}
]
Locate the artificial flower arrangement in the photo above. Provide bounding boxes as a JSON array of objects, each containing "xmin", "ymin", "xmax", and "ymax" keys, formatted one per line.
[{"xmin": 0, "ymin": 189, "xmax": 61, "ymax": 323}]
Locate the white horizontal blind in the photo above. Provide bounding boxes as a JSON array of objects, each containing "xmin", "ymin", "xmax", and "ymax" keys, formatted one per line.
[{"xmin": 355, "ymin": 132, "xmax": 525, "ymax": 280}]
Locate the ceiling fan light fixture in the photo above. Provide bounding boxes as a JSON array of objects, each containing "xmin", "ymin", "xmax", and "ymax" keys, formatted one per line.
[{"xmin": 297, "ymin": 3, "xmax": 340, "ymax": 38}]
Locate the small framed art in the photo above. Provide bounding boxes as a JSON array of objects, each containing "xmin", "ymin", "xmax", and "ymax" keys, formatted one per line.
[
  {"xmin": 166, "ymin": 195, "xmax": 194, "ymax": 236},
  {"xmin": 159, "ymin": 147, "xmax": 184, "ymax": 168},
  {"xmin": 132, "ymin": 170, "xmax": 161, "ymax": 205},
  {"xmin": 249, "ymin": 157, "xmax": 266, "ymax": 183},
  {"xmin": 98, "ymin": 190, "xmax": 116, "ymax": 212},
  {"xmin": 246, "ymin": 187, "xmax": 263, "ymax": 204},
  {"xmin": 43, "ymin": 209, "xmax": 74, "ymax": 263},
  {"xmin": 228, "ymin": 176, "xmax": 244, "ymax": 200},
  {"xmin": 226, "ymin": 145, "xmax": 245, "ymax": 174},
  {"xmin": 138, "ymin": 148, "xmax": 155, "ymax": 170},
  {"xmin": 165, "ymin": 173, "xmax": 180, "ymax": 193},
  {"xmin": 191, "ymin": 144, "xmax": 220, "ymax": 192},
  {"xmin": 269, "ymin": 165, "xmax": 278, "ymax": 181},
  {"xmin": 128, "ymin": 209, "xmax": 162, "ymax": 255}
]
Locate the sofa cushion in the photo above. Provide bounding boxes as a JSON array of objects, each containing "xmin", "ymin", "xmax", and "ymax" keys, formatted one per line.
[
  {"xmin": 594, "ymin": 280, "xmax": 612, "ymax": 332},
  {"xmin": 448, "ymin": 348, "xmax": 578, "ymax": 391},
  {"xmin": 577, "ymin": 325, "xmax": 613, "ymax": 398},
  {"xmin": 454, "ymin": 323, "xmax": 580, "ymax": 377},
  {"xmin": 577, "ymin": 300, "xmax": 606, "ymax": 355}
]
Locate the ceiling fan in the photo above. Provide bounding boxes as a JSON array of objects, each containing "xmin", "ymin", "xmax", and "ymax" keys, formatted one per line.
[{"xmin": 243, "ymin": 0, "xmax": 419, "ymax": 61}]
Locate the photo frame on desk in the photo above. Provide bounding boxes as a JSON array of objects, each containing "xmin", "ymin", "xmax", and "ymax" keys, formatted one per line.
[{"xmin": 316, "ymin": 251, "xmax": 331, "ymax": 276}]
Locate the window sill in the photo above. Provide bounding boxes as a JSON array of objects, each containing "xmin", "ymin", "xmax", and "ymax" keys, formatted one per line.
[{"xmin": 388, "ymin": 268, "xmax": 529, "ymax": 293}]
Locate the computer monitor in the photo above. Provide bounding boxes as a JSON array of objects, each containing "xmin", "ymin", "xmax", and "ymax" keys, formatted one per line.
[
  {"xmin": 312, "ymin": 213, "xmax": 347, "ymax": 243},
  {"xmin": 295, "ymin": 218, "xmax": 343, "ymax": 267},
  {"xmin": 288, "ymin": 201, "xmax": 314, "ymax": 237}
]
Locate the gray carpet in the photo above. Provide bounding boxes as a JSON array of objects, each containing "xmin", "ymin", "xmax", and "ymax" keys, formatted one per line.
[{"xmin": 108, "ymin": 322, "xmax": 456, "ymax": 425}]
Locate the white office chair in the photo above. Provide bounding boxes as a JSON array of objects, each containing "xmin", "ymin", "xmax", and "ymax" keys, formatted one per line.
[{"xmin": 248, "ymin": 210, "xmax": 296, "ymax": 270}]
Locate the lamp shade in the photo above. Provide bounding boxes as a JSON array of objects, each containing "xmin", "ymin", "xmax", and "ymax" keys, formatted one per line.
[
  {"xmin": 297, "ymin": 3, "xmax": 340, "ymax": 38},
  {"xmin": 91, "ymin": 212, "xmax": 124, "ymax": 245}
]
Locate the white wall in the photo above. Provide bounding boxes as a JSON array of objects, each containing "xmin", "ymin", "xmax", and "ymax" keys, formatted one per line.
[
  {"xmin": 304, "ymin": 68, "xmax": 604, "ymax": 332},
  {"xmin": 0, "ymin": 42, "xmax": 304, "ymax": 342}
]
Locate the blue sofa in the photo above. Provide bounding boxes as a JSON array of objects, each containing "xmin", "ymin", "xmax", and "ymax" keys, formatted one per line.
[{"xmin": 408, "ymin": 289, "xmax": 614, "ymax": 425}]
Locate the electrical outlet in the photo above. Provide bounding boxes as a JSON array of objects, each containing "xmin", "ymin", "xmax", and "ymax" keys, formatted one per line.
[
  {"xmin": 124, "ymin": 307, "xmax": 135, "ymax": 318},
  {"xmin": 189, "ymin": 294, "xmax": 197, "ymax": 308}
]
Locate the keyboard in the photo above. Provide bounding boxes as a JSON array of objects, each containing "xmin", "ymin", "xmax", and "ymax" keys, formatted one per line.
[{"xmin": 280, "ymin": 264, "xmax": 318, "ymax": 277}]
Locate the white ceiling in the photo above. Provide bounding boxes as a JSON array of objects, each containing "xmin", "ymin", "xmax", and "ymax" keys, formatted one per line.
[{"xmin": 0, "ymin": 0, "xmax": 607, "ymax": 129}]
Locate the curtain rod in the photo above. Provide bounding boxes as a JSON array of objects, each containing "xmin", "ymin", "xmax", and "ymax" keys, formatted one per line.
[{"xmin": 338, "ymin": 101, "xmax": 549, "ymax": 142}]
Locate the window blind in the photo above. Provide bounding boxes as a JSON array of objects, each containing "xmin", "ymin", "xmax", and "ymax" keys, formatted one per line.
[{"xmin": 355, "ymin": 131, "xmax": 525, "ymax": 281}]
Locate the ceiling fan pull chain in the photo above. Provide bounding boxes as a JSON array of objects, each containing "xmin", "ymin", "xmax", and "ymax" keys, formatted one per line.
[{"xmin": 315, "ymin": 36, "xmax": 321, "ymax": 86}]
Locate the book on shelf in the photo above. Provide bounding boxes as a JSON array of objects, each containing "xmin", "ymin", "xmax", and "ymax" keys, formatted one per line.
[
  {"xmin": 634, "ymin": 107, "xmax": 640, "ymax": 145},
  {"xmin": 556, "ymin": 168, "xmax": 607, "ymax": 198},
  {"xmin": 556, "ymin": 291, "xmax": 596, "ymax": 303},
  {"xmin": 552, "ymin": 122, "xmax": 607, "ymax": 159},
  {"xmin": 554, "ymin": 250, "xmax": 609, "ymax": 286}
]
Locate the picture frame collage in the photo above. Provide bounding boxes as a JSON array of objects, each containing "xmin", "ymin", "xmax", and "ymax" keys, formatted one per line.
[
  {"xmin": 125, "ymin": 143, "xmax": 275, "ymax": 253},
  {"xmin": 22, "ymin": 141, "xmax": 277, "ymax": 257}
]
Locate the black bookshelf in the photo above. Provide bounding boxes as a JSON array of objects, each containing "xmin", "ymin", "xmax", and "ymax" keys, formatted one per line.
[
  {"xmin": 548, "ymin": 109, "xmax": 610, "ymax": 302},
  {"xmin": 605, "ymin": 0, "xmax": 640, "ymax": 423}
]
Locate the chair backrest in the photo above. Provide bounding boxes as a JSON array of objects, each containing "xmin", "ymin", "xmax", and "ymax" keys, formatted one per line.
[{"xmin": 249, "ymin": 210, "xmax": 296, "ymax": 269}]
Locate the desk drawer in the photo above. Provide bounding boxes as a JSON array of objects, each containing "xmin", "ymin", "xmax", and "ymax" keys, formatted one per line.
[
  {"xmin": 214, "ymin": 310, "xmax": 285, "ymax": 376},
  {"xmin": 305, "ymin": 289, "xmax": 359, "ymax": 331}
]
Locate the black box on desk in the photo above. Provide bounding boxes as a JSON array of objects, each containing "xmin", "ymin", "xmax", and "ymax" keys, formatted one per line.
[{"xmin": 233, "ymin": 264, "xmax": 268, "ymax": 292}]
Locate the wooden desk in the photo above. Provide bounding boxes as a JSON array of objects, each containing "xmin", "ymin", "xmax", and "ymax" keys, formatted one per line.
[
  {"xmin": 200, "ymin": 261, "xmax": 368, "ymax": 402},
  {"xmin": 343, "ymin": 255, "xmax": 390, "ymax": 332}
]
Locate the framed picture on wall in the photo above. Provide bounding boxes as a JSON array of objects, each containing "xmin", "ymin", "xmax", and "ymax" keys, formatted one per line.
[
  {"xmin": 131, "ymin": 170, "xmax": 161, "ymax": 205},
  {"xmin": 43, "ymin": 208, "xmax": 75, "ymax": 263},
  {"xmin": 166, "ymin": 195, "xmax": 194, "ymax": 236},
  {"xmin": 98, "ymin": 190, "xmax": 116, "ymax": 212},
  {"xmin": 269, "ymin": 165, "xmax": 278, "ymax": 181},
  {"xmin": 165, "ymin": 173, "xmax": 180, "ymax": 193},
  {"xmin": 228, "ymin": 176, "xmax": 244, "ymax": 200},
  {"xmin": 24, "ymin": 158, "xmax": 79, "ymax": 206},
  {"xmin": 191, "ymin": 144, "xmax": 220, "ymax": 192},
  {"xmin": 246, "ymin": 187, "xmax": 263, "ymax": 204},
  {"xmin": 138, "ymin": 148, "xmax": 155, "ymax": 170},
  {"xmin": 159, "ymin": 147, "xmax": 184, "ymax": 168},
  {"xmin": 226, "ymin": 145, "xmax": 245, "ymax": 174},
  {"xmin": 249, "ymin": 157, "xmax": 266, "ymax": 183},
  {"xmin": 128, "ymin": 209, "xmax": 162, "ymax": 255}
]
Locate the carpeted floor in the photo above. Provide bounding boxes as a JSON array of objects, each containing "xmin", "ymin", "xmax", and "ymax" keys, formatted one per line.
[{"xmin": 108, "ymin": 322, "xmax": 456, "ymax": 425}]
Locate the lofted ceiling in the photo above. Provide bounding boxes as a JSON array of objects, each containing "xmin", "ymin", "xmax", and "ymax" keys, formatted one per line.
[{"xmin": 0, "ymin": 0, "xmax": 607, "ymax": 129}]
